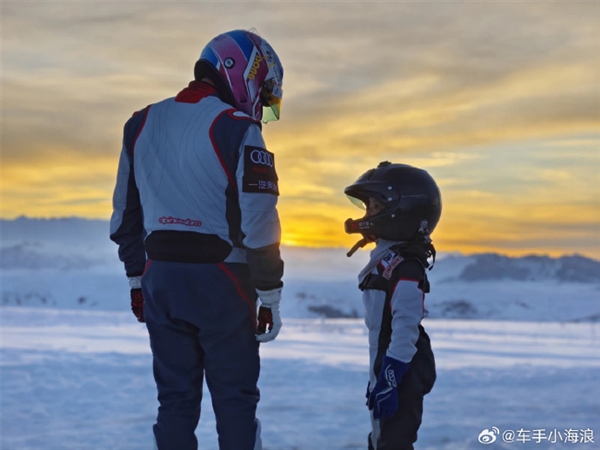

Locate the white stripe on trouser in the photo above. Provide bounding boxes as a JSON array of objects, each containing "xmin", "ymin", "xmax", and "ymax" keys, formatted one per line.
[
  {"xmin": 370, "ymin": 411, "xmax": 381, "ymax": 449},
  {"xmin": 368, "ymin": 336, "xmax": 381, "ymax": 447},
  {"xmin": 254, "ymin": 418, "xmax": 263, "ymax": 450}
]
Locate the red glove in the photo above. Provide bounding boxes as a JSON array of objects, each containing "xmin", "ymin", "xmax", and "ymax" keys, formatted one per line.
[
  {"xmin": 128, "ymin": 276, "xmax": 144, "ymax": 323},
  {"xmin": 130, "ymin": 288, "xmax": 145, "ymax": 323},
  {"xmin": 255, "ymin": 288, "xmax": 282, "ymax": 343},
  {"xmin": 257, "ymin": 306, "xmax": 273, "ymax": 334}
]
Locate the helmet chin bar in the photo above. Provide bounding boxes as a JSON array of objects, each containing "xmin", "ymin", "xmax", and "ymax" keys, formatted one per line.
[
  {"xmin": 345, "ymin": 218, "xmax": 378, "ymax": 257},
  {"xmin": 344, "ymin": 217, "xmax": 373, "ymax": 234}
]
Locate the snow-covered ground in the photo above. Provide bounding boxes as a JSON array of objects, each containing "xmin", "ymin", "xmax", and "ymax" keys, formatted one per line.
[
  {"xmin": 3, "ymin": 249, "xmax": 600, "ymax": 324},
  {"xmin": 1, "ymin": 218, "xmax": 599, "ymax": 449},
  {"xmin": 1, "ymin": 308, "xmax": 599, "ymax": 449}
]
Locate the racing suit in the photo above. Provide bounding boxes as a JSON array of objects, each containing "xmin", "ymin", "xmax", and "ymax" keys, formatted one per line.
[
  {"xmin": 110, "ymin": 81, "xmax": 283, "ymax": 450},
  {"xmin": 359, "ymin": 240, "xmax": 436, "ymax": 450}
]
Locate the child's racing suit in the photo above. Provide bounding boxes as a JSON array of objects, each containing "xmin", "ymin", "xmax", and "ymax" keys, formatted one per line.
[{"xmin": 359, "ymin": 240, "xmax": 436, "ymax": 450}]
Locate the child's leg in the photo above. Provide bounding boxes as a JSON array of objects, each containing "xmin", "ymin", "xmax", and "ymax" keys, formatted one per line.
[{"xmin": 370, "ymin": 327, "xmax": 436, "ymax": 450}]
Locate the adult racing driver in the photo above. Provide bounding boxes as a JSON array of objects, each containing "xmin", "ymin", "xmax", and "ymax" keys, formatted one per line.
[{"xmin": 110, "ymin": 29, "xmax": 285, "ymax": 450}]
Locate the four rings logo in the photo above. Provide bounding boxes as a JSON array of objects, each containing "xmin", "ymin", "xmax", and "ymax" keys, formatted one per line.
[
  {"xmin": 250, "ymin": 149, "xmax": 274, "ymax": 167},
  {"xmin": 243, "ymin": 146, "xmax": 278, "ymax": 195}
]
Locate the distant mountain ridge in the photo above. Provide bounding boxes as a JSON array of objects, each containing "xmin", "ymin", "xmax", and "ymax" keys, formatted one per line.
[
  {"xmin": 454, "ymin": 253, "xmax": 599, "ymax": 283},
  {"xmin": 1, "ymin": 217, "xmax": 113, "ymax": 271},
  {"xmin": 1, "ymin": 216, "xmax": 109, "ymax": 242},
  {"xmin": 2, "ymin": 217, "xmax": 599, "ymax": 322},
  {"xmin": 1, "ymin": 217, "xmax": 599, "ymax": 284}
]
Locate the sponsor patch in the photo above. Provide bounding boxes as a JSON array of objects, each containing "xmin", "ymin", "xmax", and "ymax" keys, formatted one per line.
[
  {"xmin": 379, "ymin": 251, "xmax": 404, "ymax": 279},
  {"xmin": 243, "ymin": 146, "xmax": 279, "ymax": 195},
  {"xmin": 158, "ymin": 216, "xmax": 202, "ymax": 227}
]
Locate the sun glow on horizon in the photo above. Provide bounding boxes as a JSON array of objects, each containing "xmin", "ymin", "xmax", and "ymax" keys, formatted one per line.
[{"xmin": 2, "ymin": 2, "xmax": 598, "ymax": 260}]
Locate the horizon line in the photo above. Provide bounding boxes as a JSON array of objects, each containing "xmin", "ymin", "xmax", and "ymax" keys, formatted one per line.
[{"xmin": 2, "ymin": 215, "xmax": 599, "ymax": 262}]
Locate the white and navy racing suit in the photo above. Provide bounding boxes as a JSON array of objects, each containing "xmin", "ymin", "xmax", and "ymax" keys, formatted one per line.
[
  {"xmin": 110, "ymin": 81, "xmax": 283, "ymax": 450},
  {"xmin": 359, "ymin": 240, "xmax": 436, "ymax": 450}
]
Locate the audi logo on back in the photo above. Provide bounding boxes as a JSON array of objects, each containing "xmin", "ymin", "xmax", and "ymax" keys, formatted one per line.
[{"xmin": 250, "ymin": 149, "xmax": 274, "ymax": 167}]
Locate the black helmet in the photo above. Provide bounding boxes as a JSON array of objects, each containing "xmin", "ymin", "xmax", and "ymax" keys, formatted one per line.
[{"xmin": 344, "ymin": 161, "xmax": 442, "ymax": 242}]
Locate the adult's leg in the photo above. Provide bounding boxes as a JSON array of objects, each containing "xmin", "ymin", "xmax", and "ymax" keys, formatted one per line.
[
  {"xmin": 143, "ymin": 261, "xmax": 205, "ymax": 450},
  {"xmin": 201, "ymin": 263, "xmax": 261, "ymax": 450}
]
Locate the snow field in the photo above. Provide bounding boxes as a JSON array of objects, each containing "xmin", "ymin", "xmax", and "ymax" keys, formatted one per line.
[{"xmin": 1, "ymin": 308, "xmax": 599, "ymax": 450}]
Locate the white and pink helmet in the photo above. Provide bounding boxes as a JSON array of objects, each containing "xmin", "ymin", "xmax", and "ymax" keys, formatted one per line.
[{"xmin": 195, "ymin": 29, "xmax": 284, "ymax": 123}]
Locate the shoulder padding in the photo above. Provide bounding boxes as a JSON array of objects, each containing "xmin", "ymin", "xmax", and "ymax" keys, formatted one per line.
[{"xmin": 360, "ymin": 251, "xmax": 430, "ymax": 293}]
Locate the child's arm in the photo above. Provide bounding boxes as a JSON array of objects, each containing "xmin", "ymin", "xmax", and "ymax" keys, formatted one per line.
[{"xmin": 386, "ymin": 260, "xmax": 427, "ymax": 364}]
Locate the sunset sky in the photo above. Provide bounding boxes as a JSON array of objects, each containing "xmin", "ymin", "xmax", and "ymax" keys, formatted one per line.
[{"xmin": 2, "ymin": 1, "xmax": 599, "ymax": 259}]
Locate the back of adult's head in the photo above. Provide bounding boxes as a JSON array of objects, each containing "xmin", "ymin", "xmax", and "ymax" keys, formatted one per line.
[{"xmin": 194, "ymin": 29, "xmax": 284, "ymax": 123}]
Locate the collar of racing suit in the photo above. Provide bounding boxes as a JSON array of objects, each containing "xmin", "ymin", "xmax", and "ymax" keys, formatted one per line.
[
  {"xmin": 357, "ymin": 239, "xmax": 402, "ymax": 286},
  {"xmin": 357, "ymin": 238, "xmax": 436, "ymax": 286},
  {"xmin": 175, "ymin": 81, "xmax": 219, "ymax": 103}
]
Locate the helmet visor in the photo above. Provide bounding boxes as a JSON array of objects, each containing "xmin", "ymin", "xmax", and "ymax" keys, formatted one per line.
[
  {"xmin": 346, "ymin": 194, "xmax": 366, "ymax": 210},
  {"xmin": 261, "ymin": 81, "xmax": 283, "ymax": 123}
]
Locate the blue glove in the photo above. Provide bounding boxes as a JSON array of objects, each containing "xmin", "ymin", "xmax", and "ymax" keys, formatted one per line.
[{"xmin": 368, "ymin": 355, "xmax": 410, "ymax": 419}]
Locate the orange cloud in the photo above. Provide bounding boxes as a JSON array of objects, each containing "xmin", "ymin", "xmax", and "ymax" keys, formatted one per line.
[{"xmin": 2, "ymin": 1, "xmax": 598, "ymax": 259}]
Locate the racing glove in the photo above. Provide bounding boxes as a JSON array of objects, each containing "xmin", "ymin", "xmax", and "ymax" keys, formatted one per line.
[
  {"xmin": 128, "ymin": 276, "xmax": 144, "ymax": 323},
  {"xmin": 256, "ymin": 287, "xmax": 282, "ymax": 343},
  {"xmin": 368, "ymin": 355, "xmax": 410, "ymax": 420}
]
